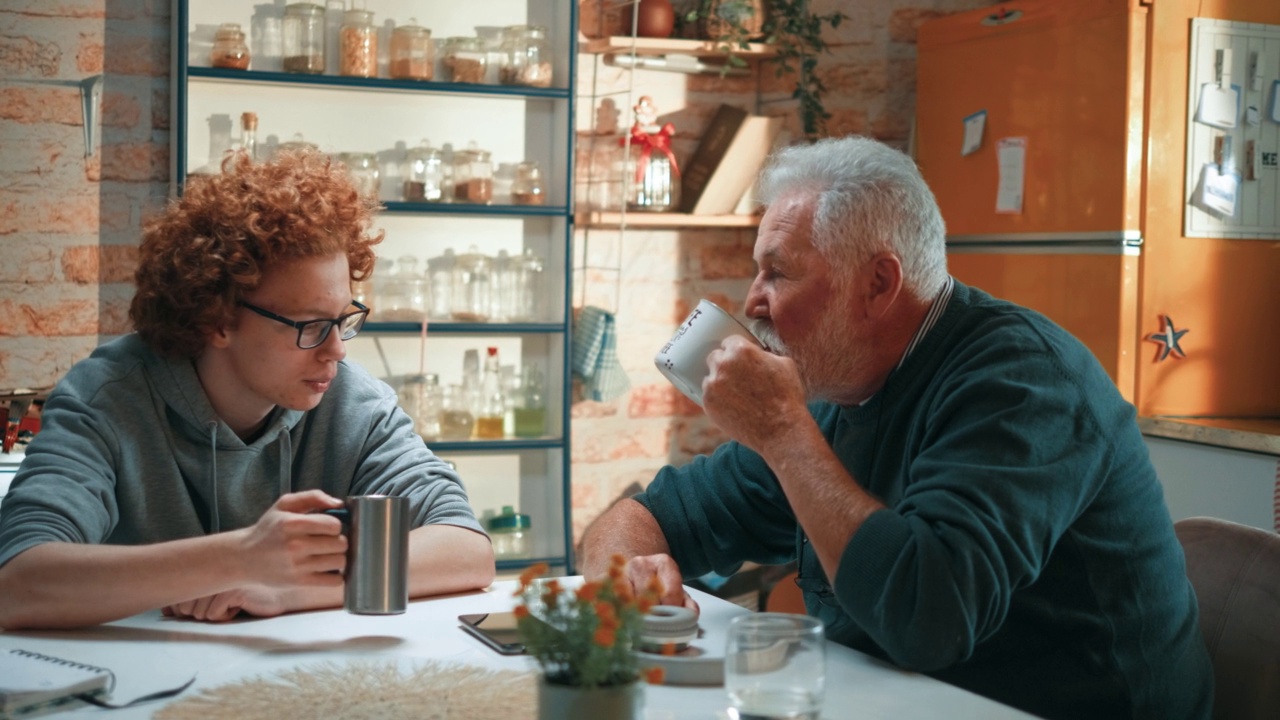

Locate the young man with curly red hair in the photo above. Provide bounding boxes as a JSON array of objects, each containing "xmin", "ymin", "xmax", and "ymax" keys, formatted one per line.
[{"xmin": 0, "ymin": 150, "xmax": 494, "ymax": 629}]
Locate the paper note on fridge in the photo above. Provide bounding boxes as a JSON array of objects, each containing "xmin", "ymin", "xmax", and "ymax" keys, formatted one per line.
[
  {"xmin": 1195, "ymin": 82, "xmax": 1240, "ymax": 129},
  {"xmin": 995, "ymin": 137, "xmax": 1026, "ymax": 214},
  {"xmin": 1192, "ymin": 162, "xmax": 1240, "ymax": 217},
  {"xmin": 961, "ymin": 110, "xmax": 986, "ymax": 156}
]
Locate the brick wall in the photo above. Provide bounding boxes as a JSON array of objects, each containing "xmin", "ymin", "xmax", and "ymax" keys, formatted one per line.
[
  {"xmin": 0, "ymin": 0, "xmax": 169, "ymax": 389},
  {"xmin": 568, "ymin": 0, "xmax": 998, "ymax": 546}
]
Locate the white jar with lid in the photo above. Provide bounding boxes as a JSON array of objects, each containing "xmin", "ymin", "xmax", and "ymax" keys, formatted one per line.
[{"xmin": 488, "ymin": 506, "xmax": 531, "ymax": 559}]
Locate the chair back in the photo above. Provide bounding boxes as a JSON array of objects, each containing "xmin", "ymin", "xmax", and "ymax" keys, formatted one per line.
[{"xmin": 1175, "ymin": 517, "xmax": 1280, "ymax": 720}]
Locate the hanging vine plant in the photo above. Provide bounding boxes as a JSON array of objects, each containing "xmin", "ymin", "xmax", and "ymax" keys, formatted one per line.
[{"xmin": 680, "ymin": 0, "xmax": 848, "ymax": 140}]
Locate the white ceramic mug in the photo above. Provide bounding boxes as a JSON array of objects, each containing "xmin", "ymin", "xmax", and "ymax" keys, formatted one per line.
[{"xmin": 654, "ymin": 299, "xmax": 762, "ymax": 407}]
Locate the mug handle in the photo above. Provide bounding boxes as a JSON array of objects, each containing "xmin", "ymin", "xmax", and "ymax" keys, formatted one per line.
[{"xmin": 321, "ymin": 507, "xmax": 351, "ymax": 533}]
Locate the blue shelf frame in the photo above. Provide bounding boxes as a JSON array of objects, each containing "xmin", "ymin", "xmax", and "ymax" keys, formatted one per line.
[{"xmin": 174, "ymin": 1, "xmax": 579, "ymax": 574}]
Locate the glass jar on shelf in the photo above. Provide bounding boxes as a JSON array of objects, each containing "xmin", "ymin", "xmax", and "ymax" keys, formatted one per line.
[
  {"xmin": 398, "ymin": 373, "xmax": 442, "ymax": 441},
  {"xmin": 426, "ymin": 248, "xmax": 456, "ymax": 320},
  {"xmin": 282, "ymin": 3, "xmax": 325, "ymax": 74},
  {"xmin": 401, "ymin": 140, "xmax": 444, "ymax": 202},
  {"xmin": 511, "ymin": 247, "xmax": 545, "ymax": 321},
  {"xmin": 488, "ymin": 506, "xmax": 532, "ymax": 559},
  {"xmin": 389, "ymin": 19, "xmax": 433, "ymax": 80},
  {"xmin": 211, "ymin": 23, "xmax": 251, "ymax": 70},
  {"xmin": 490, "ymin": 250, "xmax": 515, "ymax": 322},
  {"xmin": 620, "ymin": 95, "xmax": 680, "ymax": 211},
  {"xmin": 511, "ymin": 161, "xmax": 545, "ymax": 206},
  {"xmin": 450, "ymin": 246, "xmax": 492, "ymax": 322},
  {"xmin": 275, "ymin": 133, "xmax": 318, "ymax": 158},
  {"xmin": 499, "ymin": 24, "xmax": 553, "ymax": 88},
  {"xmin": 452, "ymin": 144, "xmax": 493, "ymax": 204},
  {"xmin": 440, "ymin": 36, "xmax": 487, "ymax": 84},
  {"xmin": 438, "ymin": 384, "xmax": 475, "ymax": 440},
  {"xmin": 335, "ymin": 151, "xmax": 379, "ymax": 199},
  {"xmin": 514, "ymin": 362, "xmax": 547, "ymax": 438},
  {"xmin": 339, "ymin": 7, "xmax": 377, "ymax": 77}
]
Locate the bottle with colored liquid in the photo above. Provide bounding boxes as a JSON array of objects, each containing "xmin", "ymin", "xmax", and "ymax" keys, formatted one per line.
[
  {"xmin": 513, "ymin": 361, "xmax": 547, "ymax": 438},
  {"xmin": 473, "ymin": 346, "xmax": 506, "ymax": 439}
]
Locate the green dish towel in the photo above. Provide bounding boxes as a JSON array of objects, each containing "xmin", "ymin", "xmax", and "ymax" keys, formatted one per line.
[{"xmin": 571, "ymin": 306, "xmax": 630, "ymax": 402}]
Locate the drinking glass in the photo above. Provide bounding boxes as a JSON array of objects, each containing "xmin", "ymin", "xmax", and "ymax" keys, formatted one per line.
[{"xmin": 725, "ymin": 613, "xmax": 825, "ymax": 720}]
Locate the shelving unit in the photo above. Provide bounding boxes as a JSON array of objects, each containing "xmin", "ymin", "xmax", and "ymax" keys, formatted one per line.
[
  {"xmin": 174, "ymin": 1, "xmax": 577, "ymax": 574},
  {"xmin": 575, "ymin": 210, "xmax": 761, "ymax": 229}
]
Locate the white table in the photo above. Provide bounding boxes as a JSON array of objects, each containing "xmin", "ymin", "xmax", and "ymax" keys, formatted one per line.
[{"xmin": 0, "ymin": 581, "xmax": 1036, "ymax": 719}]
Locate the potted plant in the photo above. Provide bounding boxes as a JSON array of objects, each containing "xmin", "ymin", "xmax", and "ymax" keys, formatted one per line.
[
  {"xmin": 679, "ymin": 0, "xmax": 847, "ymax": 140},
  {"xmin": 514, "ymin": 557, "xmax": 667, "ymax": 719}
]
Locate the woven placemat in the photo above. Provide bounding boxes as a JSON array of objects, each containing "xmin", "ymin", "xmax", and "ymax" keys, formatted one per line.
[{"xmin": 154, "ymin": 660, "xmax": 537, "ymax": 720}]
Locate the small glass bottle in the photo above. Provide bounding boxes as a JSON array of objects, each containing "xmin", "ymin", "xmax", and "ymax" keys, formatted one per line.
[
  {"xmin": 389, "ymin": 19, "xmax": 433, "ymax": 80},
  {"xmin": 511, "ymin": 161, "xmax": 545, "ymax": 205},
  {"xmin": 240, "ymin": 112, "xmax": 258, "ymax": 161},
  {"xmin": 473, "ymin": 346, "xmax": 506, "ymax": 439},
  {"xmin": 488, "ymin": 506, "xmax": 531, "ymax": 559},
  {"xmin": 514, "ymin": 362, "xmax": 548, "ymax": 438},
  {"xmin": 440, "ymin": 36, "xmax": 487, "ymax": 83},
  {"xmin": 211, "ymin": 23, "xmax": 251, "ymax": 70},
  {"xmin": 622, "ymin": 95, "xmax": 679, "ymax": 211},
  {"xmin": 499, "ymin": 24, "xmax": 553, "ymax": 88},
  {"xmin": 339, "ymin": 7, "xmax": 377, "ymax": 77},
  {"xmin": 489, "ymin": 249, "xmax": 514, "ymax": 322},
  {"xmin": 439, "ymin": 384, "xmax": 475, "ymax": 440},
  {"xmin": 402, "ymin": 140, "xmax": 444, "ymax": 202},
  {"xmin": 452, "ymin": 145, "xmax": 493, "ymax": 204},
  {"xmin": 282, "ymin": 3, "xmax": 325, "ymax": 74}
]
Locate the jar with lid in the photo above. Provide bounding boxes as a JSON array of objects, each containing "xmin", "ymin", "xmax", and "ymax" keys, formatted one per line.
[
  {"xmin": 513, "ymin": 362, "xmax": 547, "ymax": 438},
  {"xmin": 511, "ymin": 247, "xmax": 545, "ymax": 321},
  {"xmin": 452, "ymin": 145, "xmax": 493, "ymax": 204},
  {"xmin": 426, "ymin": 248, "xmax": 455, "ymax": 319},
  {"xmin": 389, "ymin": 19, "xmax": 433, "ymax": 80},
  {"xmin": 488, "ymin": 506, "xmax": 531, "ymax": 559},
  {"xmin": 440, "ymin": 36, "xmax": 487, "ymax": 84},
  {"xmin": 339, "ymin": 8, "xmax": 377, "ymax": 77},
  {"xmin": 438, "ymin": 384, "xmax": 475, "ymax": 440},
  {"xmin": 398, "ymin": 373, "xmax": 442, "ymax": 441},
  {"xmin": 402, "ymin": 140, "xmax": 444, "ymax": 202},
  {"xmin": 282, "ymin": 3, "xmax": 325, "ymax": 74},
  {"xmin": 336, "ymin": 151, "xmax": 379, "ymax": 198},
  {"xmin": 450, "ymin": 246, "xmax": 492, "ymax": 322},
  {"xmin": 511, "ymin": 161, "xmax": 545, "ymax": 205},
  {"xmin": 499, "ymin": 24, "xmax": 552, "ymax": 88},
  {"xmin": 211, "ymin": 23, "xmax": 251, "ymax": 70},
  {"xmin": 620, "ymin": 96, "xmax": 680, "ymax": 211},
  {"xmin": 489, "ymin": 250, "xmax": 515, "ymax": 322}
]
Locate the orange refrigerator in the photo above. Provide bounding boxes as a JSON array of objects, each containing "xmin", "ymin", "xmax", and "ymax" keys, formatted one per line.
[{"xmin": 916, "ymin": 0, "xmax": 1280, "ymax": 417}]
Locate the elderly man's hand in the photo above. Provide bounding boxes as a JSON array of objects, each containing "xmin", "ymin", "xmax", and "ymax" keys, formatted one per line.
[
  {"xmin": 623, "ymin": 554, "xmax": 700, "ymax": 614},
  {"xmin": 701, "ymin": 335, "xmax": 809, "ymax": 456}
]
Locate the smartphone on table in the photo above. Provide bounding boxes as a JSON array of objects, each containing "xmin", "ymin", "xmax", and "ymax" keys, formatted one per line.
[{"xmin": 459, "ymin": 612, "xmax": 525, "ymax": 655}]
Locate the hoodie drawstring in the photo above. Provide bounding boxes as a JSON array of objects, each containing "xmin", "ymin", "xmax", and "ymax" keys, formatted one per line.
[{"xmin": 207, "ymin": 420, "xmax": 220, "ymax": 533}]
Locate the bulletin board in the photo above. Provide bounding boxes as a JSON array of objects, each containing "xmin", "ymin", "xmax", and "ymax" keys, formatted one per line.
[{"xmin": 1185, "ymin": 18, "xmax": 1280, "ymax": 238}]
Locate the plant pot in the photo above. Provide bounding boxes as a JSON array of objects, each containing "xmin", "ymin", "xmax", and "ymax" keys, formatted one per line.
[
  {"xmin": 702, "ymin": 0, "xmax": 767, "ymax": 41},
  {"xmin": 538, "ymin": 678, "xmax": 643, "ymax": 720}
]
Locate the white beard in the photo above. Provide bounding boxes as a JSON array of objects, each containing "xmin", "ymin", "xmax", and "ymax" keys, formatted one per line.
[{"xmin": 751, "ymin": 314, "xmax": 868, "ymax": 403}]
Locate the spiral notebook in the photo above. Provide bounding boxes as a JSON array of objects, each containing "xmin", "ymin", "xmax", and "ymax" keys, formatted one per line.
[{"xmin": 0, "ymin": 648, "xmax": 114, "ymax": 716}]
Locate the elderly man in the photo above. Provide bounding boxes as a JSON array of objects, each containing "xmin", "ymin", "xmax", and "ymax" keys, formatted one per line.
[
  {"xmin": 581, "ymin": 137, "xmax": 1212, "ymax": 719},
  {"xmin": 0, "ymin": 149, "xmax": 494, "ymax": 630}
]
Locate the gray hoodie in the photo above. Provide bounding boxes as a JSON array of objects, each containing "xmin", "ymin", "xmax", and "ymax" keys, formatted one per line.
[{"xmin": 0, "ymin": 334, "xmax": 484, "ymax": 567}]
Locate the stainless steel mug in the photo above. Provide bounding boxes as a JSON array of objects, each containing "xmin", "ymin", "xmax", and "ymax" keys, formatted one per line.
[{"xmin": 328, "ymin": 495, "xmax": 410, "ymax": 614}]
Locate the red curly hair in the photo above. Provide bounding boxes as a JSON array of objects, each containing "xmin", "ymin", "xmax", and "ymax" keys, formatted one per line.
[{"xmin": 131, "ymin": 149, "xmax": 383, "ymax": 358}]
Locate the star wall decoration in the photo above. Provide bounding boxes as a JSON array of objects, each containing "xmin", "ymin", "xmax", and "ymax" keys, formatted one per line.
[{"xmin": 1146, "ymin": 315, "xmax": 1189, "ymax": 361}]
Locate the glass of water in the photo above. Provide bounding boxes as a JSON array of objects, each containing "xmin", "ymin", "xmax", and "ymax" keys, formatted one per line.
[{"xmin": 725, "ymin": 612, "xmax": 825, "ymax": 720}]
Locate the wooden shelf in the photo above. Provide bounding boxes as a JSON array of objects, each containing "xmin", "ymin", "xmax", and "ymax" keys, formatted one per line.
[
  {"xmin": 579, "ymin": 36, "xmax": 776, "ymax": 59},
  {"xmin": 576, "ymin": 211, "xmax": 762, "ymax": 229}
]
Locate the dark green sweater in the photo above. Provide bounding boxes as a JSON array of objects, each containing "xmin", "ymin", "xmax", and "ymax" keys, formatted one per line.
[{"xmin": 636, "ymin": 282, "xmax": 1212, "ymax": 719}]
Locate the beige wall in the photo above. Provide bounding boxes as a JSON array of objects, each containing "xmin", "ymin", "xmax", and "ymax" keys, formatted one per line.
[{"xmin": 0, "ymin": 0, "xmax": 995, "ymax": 549}]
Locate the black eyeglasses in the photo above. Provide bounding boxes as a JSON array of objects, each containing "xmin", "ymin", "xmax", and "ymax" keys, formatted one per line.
[{"xmin": 238, "ymin": 300, "xmax": 369, "ymax": 349}]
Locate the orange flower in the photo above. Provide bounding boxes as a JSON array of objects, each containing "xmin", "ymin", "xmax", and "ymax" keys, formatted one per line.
[
  {"xmin": 660, "ymin": 642, "xmax": 677, "ymax": 656},
  {"xmin": 610, "ymin": 553, "xmax": 626, "ymax": 569},
  {"xmin": 575, "ymin": 582, "xmax": 601, "ymax": 602},
  {"xmin": 644, "ymin": 666, "xmax": 666, "ymax": 685},
  {"xmin": 518, "ymin": 561, "xmax": 550, "ymax": 590},
  {"xmin": 615, "ymin": 582, "xmax": 634, "ymax": 604},
  {"xmin": 594, "ymin": 626, "xmax": 616, "ymax": 648},
  {"xmin": 513, "ymin": 605, "xmax": 530, "ymax": 619},
  {"xmin": 637, "ymin": 596, "xmax": 655, "ymax": 614},
  {"xmin": 645, "ymin": 575, "xmax": 665, "ymax": 597},
  {"xmin": 594, "ymin": 601, "xmax": 616, "ymax": 623},
  {"xmin": 607, "ymin": 564, "xmax": 624, "ymax": 581}
]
